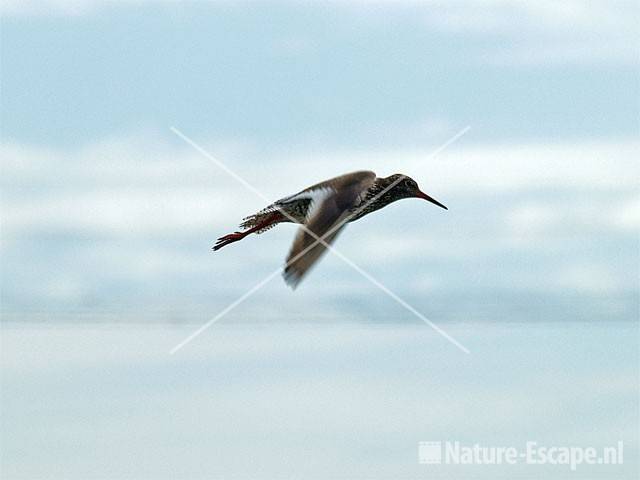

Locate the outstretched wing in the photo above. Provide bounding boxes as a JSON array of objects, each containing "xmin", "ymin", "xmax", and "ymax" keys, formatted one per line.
[{"xmin": 283, "ymin": 171, "xmax": 376, "ymax": 288}]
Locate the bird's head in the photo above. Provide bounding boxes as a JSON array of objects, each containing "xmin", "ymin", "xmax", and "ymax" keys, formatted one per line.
[{"xmin": 385, "ymin": 174, "xmax": 448, "ymax": 210}]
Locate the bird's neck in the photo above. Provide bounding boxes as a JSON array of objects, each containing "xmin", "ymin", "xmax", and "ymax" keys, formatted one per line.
[
  {"xmin": 349, "ymin": 178, "xmax": 401, "ymax": 221},
  {"xmin": 369, "ymin": 177, "xmax": 404, "ymax": 202}
]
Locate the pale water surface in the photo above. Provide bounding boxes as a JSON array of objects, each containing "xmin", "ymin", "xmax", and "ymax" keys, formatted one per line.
[{"xmin": 1, "ymin": 321, "xmax": 637, "ymax": 479}]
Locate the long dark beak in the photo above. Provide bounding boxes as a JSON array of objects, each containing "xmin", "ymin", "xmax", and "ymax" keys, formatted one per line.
[{"xmin": 415, "ymin": 190, "xmax": 448, "ymax": 210}]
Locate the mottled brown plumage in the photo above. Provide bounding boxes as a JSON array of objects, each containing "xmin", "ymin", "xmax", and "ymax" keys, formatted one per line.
[{"xmin": 214, "ymin": 170, "xmax": 447, "ymax": 288}]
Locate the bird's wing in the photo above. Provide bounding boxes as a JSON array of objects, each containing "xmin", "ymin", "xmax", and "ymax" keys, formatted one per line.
[{"xmin": 284, "ymin": 171, "xmax": 376, "ymax": 288}]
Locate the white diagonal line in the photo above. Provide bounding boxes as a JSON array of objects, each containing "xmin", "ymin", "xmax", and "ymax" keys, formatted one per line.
[
  {"xmin": 313, "ymin": 244, "xmax": 470, "ymax": 353},
  {"xmin": 171, "ymin": 126, "xmax": 411, "ymax": 243},
  {"xmin": 170, "ymin": 126, "xmax": 469, "ymax": 351},
  {"xmin": 171, "ymin": 127, "xmax": 272, "ymax": 204},
  {"xmin": 169, "ymin": 269, "xmax": 281, "ymax": 355},
  {"xmin": 169, "ymin": 181, "xmax": 404, "ymax": 354},
  {"xmin": 252, "ymin": 192, "xmax": 471, "ymax": 353},
  {"xmin": 169, "ymin": 193, "xmax": 391, "ymax": 354},
  {"xmin": 170, "ymin": 126, "xmax": 471, "ymax": 354},
  {"xmin": 424, "ymin": 125, "xmax": 470, "ymax": 159}
]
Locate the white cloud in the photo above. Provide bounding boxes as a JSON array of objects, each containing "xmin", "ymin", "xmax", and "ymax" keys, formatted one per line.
[
  {"xmin": 1, "ymin": 188, "xmax": 241, "ymax": 237},
  {"xmin": 2, "ymin": 1, "xmax": 636, "ymax": 65},
  {"xmin": 505, "ymin": 195, "xmax": 640, "ymax": 239},
  {"xmin": 506, "ymin": 203, "xmax": 560, "ymax": 235},
  {"xmin": 1, "ymin": 134, "xmax": 637, "ymax": 309},
  {"xmin": 422, "ymin": 0, "xmax": 638, "ymax": 65},
  {"xmin": 553, "ymin": 263, "xmax": 624, "ymax": 294},
  {"xmin": 423, "ymin": 0, "xmax": 635, "ymax": 34},
  {"xmin": 286, "ymin": 139, "xmax": 640, "ymax": 193},
  {"xmin": 336, "ymin": 0, "xmax": 637, "ymax": 65},
  {"xmin": 0, "ymin": 135, "xmax": 262, "ymax": 237},
  {"xmin": 0, "ymin": 0, "xmax": 101, "ymax": 17},
  {"xmin": 2, "ymin": 135, "xmax": 637, "ymax": 238},
  {"xmin": 613, "ymin": 197, "xmax": 640, "ymax": 232}
]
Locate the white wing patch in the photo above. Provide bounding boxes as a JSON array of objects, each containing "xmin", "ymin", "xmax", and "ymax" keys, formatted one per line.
[
  {"xmin": 285, "ymin": 186, "xmax": 335, "ymax": 222},
  {"xmin": 282, "ymin": 171, "xmax": 377, "ymax": 288}
]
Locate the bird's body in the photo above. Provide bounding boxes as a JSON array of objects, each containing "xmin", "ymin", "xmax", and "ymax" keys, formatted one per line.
[{"xmin": 214, "ymin": 171, "xmax": 447, "ymax": 287}]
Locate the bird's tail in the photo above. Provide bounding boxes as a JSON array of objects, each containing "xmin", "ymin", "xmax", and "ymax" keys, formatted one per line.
[
  {"xmin": 213, "ymin": 211, "xmax": 283, "ymax": 251},
  {"xmin": 239, "ymin": 209, "xmax": 281, "ymax": 234},
  {"xmin": 213, "ymin": 231, "xmax": 248, "ymax": 251}
]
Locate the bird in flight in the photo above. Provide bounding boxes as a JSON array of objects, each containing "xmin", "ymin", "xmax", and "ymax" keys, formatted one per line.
[{"xmin": 214, "ymin": 170, "xmax": 447, "ymax": 288}]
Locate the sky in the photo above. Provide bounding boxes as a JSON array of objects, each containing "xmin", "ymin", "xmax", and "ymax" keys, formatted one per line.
[
  {"xmin": 1, "ymin": 3, "xmax": 639, "ymax": 479},
  {"xmin": 1, "ymin": 0, "xmax": 638, "ymax": 323}
]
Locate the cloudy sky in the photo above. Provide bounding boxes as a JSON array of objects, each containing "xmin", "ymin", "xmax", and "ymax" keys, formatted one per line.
[
  {"xmin": 1, "ymin": 0, "xmax": 638, "ymax": 323},
  {"xmin": 2, "ymin": 3, "xmax": 639, "ymax": 479}
]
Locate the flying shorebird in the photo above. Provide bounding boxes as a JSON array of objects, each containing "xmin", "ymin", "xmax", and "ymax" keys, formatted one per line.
[{"xmin": 214, "ymin": 171, "xmax": 447, "ymax": 288}]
